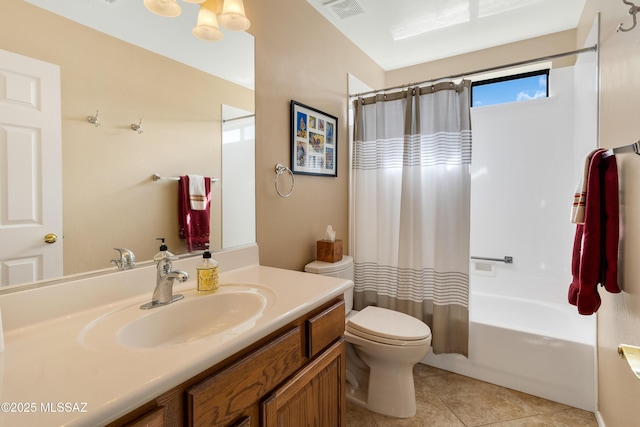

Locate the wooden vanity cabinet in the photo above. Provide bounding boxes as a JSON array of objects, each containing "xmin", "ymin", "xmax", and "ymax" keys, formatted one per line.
[
  {"xmin": 187, "ymin": 326, "xmax": 304, "ymax": 426},
  {"xmin": 262, "ymin": 339, "xmax": 345, "ymax": 426},
  {"xmin": 109, "ymin": 297, "xmax": 346, "ymax": 427}
]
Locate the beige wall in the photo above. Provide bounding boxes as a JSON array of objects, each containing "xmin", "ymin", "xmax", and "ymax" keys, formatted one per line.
[
  {"xmin": 245, "ymin": 0, "xmax": 385, "ymax": 271},
  {"xmin": 578, "ymin": 2, "xmax": 640, "ymax": 426},
  {"xmin": 0, "ymin": 0, "xmax": 253, "ymax": 274},
  {"xmin": 246, "ymin": 0, "xmax": 578, "ymax": 273}
]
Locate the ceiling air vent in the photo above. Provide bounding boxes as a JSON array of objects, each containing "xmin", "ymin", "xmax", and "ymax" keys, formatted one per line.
[
  {"xmin": 324, "ymin": 0, "xmax": 365, "ymax": 20},
  {"xmin": 100, "ymin": 0, "xmax": 126, "ymax": 6}
]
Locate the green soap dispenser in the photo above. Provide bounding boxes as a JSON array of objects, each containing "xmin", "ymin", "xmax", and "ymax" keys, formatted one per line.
[{"xmin": 197, "ymin": 244, "xmax": 219, "ymax": 293}]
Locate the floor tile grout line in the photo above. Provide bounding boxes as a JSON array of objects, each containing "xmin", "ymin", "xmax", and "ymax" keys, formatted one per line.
[
  {"xmin": 418, "ymin": 371, "xmax": 557, "ymax": 426},
  {"xmin": 422, "ymin": 371, "xmax": 469, "ymax": 426},
  {"xmin": 433, "ymin": 372, "xmax": 553, "ymax": 425}
]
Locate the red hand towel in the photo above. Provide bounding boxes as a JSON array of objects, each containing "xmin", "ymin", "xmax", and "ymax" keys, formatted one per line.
[
  {"xmin": 179, "ymin": 176, "xmax": 211, "ymax": 252},
  {"xmin": 568, "ymin": 224, "xmax": 593, "ymax": 309},
  {"xmin": 568, "ymin": 150, "xmax": 620, "ymax": 315},
  {"xmin": 600, "ymin": 155, "xmax": 620, "ymax": 294}
]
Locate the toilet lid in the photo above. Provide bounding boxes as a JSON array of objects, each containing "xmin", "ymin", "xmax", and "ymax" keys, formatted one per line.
[{"xmin": 346, "ymin": 306, "xmax": 431, "ymax": 344}]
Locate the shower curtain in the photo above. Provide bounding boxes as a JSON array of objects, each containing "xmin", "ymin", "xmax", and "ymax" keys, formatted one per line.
[{"xmin": 352, "ymin": 81, "xmax": 472, "ymax": 355}]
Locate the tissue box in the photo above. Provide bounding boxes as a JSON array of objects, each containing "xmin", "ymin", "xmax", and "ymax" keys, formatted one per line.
[{"xmin": 317, "ymin": 239, "xmax": 343, "ymax": 263}]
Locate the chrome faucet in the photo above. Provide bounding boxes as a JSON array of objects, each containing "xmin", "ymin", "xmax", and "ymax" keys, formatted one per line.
[
  {"xmin": 111, "ymin": 247, "xmax": 136, "ymax": 270},
  {"xmin": 140, "ymin": 243, "xmax": 189, "ymax": 309}
]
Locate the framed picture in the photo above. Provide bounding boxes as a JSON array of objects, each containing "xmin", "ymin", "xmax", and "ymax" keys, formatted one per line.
[{"xmin": 290, "ymin": 100, "xmax": 337, "ymax": 177}]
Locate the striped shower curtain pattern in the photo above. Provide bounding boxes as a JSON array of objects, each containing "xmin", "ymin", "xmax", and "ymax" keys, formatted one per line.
[{"xmin": 352, "ymin": 80, "xmax": 472, "ymax": 355}]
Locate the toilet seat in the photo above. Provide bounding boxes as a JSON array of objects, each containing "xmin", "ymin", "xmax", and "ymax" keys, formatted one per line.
[{"xmin": 346, "ymin": 306, "xmax": 431, "ymax": 347}]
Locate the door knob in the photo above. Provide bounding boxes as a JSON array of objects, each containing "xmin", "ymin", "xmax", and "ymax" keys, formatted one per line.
[{"xmin": 44, "ymin": 233, "xmax": 58, "ymax": 244}]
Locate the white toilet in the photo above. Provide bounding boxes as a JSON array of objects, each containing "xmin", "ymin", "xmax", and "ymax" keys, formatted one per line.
[{"xmin": 305, "ymin": 256, "xmax": 432, "ymax": 418}]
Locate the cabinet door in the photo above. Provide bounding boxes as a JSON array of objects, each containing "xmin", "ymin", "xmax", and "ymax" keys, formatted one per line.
[
  {"xmin": 262, "ymin": 339, "xmax": 346, "ymax": 427},
  {"xmin": 123, "ymin": 406, "xmax": 164, "ymax": 427},
  {"xmin": 230, "ymin": 416, "xmax": 250, "ymax": 427}
]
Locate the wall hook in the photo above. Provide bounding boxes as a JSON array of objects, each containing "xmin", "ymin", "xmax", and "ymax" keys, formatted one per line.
[
  {"xmin": 87, "ymin": 110, "xmax": 100, "ymax": 127},
  {"xmin": 618, "ymin": 0, "xmax": 640, "ymax": 32},
  {"xmin": 131, "ymin": 119, "xmax": 143, "ymax": 134}
]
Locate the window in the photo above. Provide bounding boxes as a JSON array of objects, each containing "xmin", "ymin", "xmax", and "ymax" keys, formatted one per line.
[{"xmin": 471, "ymin": 69, "xmax": 549, "ymax": 108}]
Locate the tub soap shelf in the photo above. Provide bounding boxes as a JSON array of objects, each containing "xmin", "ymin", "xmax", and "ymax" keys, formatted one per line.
[{"xmin": 618, "ymin": 344, "xmax": 640, "ymax": 379}]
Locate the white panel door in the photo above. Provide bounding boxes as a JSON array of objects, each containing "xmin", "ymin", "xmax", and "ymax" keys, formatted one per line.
[{"xmin": 0, "ymin": 49, "xmax": 62, "ymax": 287}]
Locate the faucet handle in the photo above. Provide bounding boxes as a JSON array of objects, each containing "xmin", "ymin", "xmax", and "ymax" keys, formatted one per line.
[{"xmin": 112, "ymin": 247, "xmax": 136, "ymax": 270}]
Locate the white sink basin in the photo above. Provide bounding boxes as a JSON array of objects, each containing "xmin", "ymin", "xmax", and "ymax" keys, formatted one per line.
[{"xmin": 79, "ymin": 284, "xmax": 276, "ymax": 351}]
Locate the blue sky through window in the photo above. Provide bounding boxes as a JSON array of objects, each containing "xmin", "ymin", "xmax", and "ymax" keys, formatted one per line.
[{"xmin": 472, "ymin": 71, "xmax": 548, "ymax": 108}]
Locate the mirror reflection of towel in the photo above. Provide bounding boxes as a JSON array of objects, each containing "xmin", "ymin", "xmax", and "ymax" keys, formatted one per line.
[
  {"xmin": 188, "ymin": 174, "xmax": 207, "ymax": 210},
  {"xmin": 179, "ymin": 176, "xmax": 211, "ymax": 252}
]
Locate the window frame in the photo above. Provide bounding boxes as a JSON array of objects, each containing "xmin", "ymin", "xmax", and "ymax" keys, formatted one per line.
[{"xmin": 471, "ymin": 69, "xmax": 550, "ymax": 108}]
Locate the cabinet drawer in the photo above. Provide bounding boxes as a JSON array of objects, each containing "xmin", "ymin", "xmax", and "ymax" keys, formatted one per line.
[
  {"xmin": 306, "ymin": 300, "xmax": 345, "ymax": 358},
  {"xmin": 186, "ymin": 326, "xmax": 303, "ymax": 427}
]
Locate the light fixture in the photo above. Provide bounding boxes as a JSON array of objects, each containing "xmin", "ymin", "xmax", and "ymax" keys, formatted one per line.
[
  {"xmin": 144, "ymin": 0, "xmax": 250, "ymax": 41},
  {"xmin": 193, "ymin": 0, "xmax": 224, "ymax": 41},
  {"xmin": 218, "ymin": 0, "xmax": 250, "ymax": 31},
  {"xmin": 143, "ymin": 0, "xmax": 182, "ymax": 18}
]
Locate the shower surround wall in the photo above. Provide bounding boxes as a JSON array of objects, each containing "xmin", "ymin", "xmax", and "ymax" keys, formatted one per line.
[
  {"xmin": 424, "ymin": 63, "xmax": 598, "ymax": 411},
  {"xmin": 469, "ymin": 68, "xmax": 585, "ymax": 303}
]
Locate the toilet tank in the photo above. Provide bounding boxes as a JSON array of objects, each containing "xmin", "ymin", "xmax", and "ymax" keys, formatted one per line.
[{"xmin": 304, "ymin": 255, "xmax": 354, "ymax": 314}]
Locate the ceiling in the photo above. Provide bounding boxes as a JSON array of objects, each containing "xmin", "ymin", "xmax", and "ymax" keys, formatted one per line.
[
  {"xmin": 24, "ymin": 0, "xmax": 587, "ymax": 89},
  {"xmin": 24, "ymin": 0, "xmax": 254, "ymax": 89},
  {"xmin": 306, "ymin": 0, "xmax": 587, "ymax": 71}
]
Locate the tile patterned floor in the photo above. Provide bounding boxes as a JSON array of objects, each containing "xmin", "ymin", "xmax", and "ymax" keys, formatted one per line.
[{"xmin": 346, "ymin": 364, "xmax": 599, "ymax": 427}]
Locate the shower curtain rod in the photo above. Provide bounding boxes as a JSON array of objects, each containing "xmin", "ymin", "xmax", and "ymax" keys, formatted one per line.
[{"xmin": 349, "ymin": 44, "xmax": 598, "ymax": 98}]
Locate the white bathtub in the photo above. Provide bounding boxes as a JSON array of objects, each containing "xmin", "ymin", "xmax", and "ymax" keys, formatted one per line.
[{"xmin": 423, "ymin": 292, "xmax": 596, "ymax": 411}]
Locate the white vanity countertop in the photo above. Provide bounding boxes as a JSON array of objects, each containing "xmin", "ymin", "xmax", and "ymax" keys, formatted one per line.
[{"xmin": 0, "ymin": 248, "xmax": 352, "ymax": 426}]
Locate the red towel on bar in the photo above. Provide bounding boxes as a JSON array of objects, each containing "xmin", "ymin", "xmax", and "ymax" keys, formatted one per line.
[
  {"xmin": 568, "ymin": 149, "xmax": 620, "ymax": 315},
  {"xmin": 178, "ymin": 175, "xmax": 211, "ymax": 252}
]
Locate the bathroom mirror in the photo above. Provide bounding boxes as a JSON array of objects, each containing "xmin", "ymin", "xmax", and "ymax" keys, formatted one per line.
[{"xmin": 0, "ymin": 0, "xmax": 255, "ymax": 290}]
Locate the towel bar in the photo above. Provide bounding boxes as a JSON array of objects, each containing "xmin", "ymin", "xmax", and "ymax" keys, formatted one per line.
[
  {"xmin": 470, "ymin": 256, "xmax": 514, "ymax": 264},
  {"xmin": 602, "ymin": 140, "xmax": 640, "ymax": 158},
  {"xmin": 618, "ymin": 344, "xmax": 640, "ymax": 379},
  {"xmin": 152, "ymin": 174, "xmax": 219, "ymax": 182}
]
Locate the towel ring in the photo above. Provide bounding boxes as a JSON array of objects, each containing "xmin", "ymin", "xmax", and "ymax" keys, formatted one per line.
[{"xmin": 275, "ymin": 163, "xmax": 295, "ymax": 197}]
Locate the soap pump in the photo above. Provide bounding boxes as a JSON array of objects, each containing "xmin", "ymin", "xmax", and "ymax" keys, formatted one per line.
[
  {"xmin": 197, "ymin": 243, "xmax": 219, "ymax": 293},
  {"xmin": 153, "ymin": 237, "xmax": 177, "ymax": 262}
]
